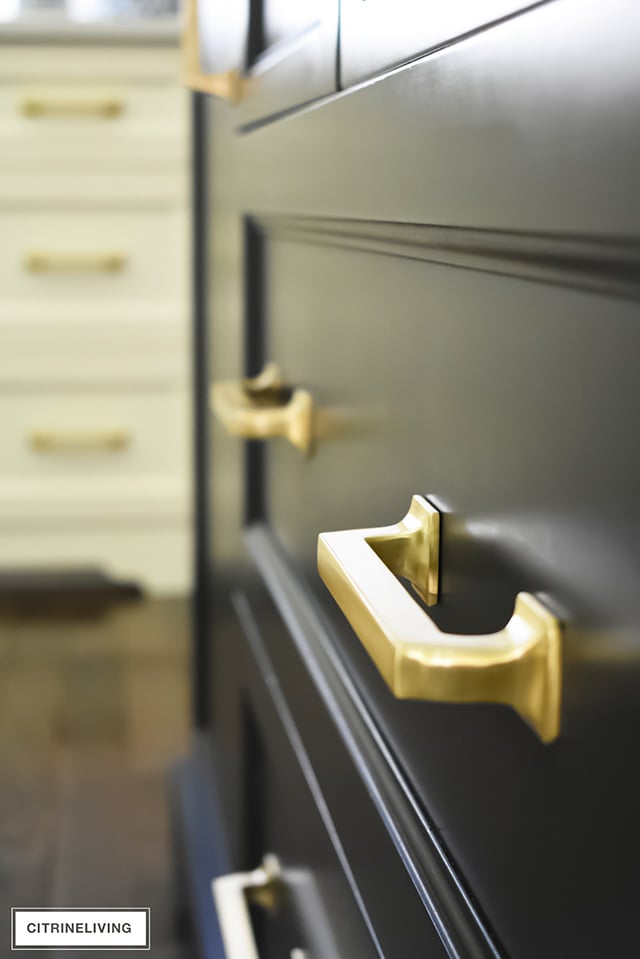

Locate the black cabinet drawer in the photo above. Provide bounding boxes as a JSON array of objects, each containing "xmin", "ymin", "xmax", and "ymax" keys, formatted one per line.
[
  {"xmin": 240, "ymin": 228, "xmax": 640, "ymax": 959},
  {"xmin": 188, "ymin": 0, "xmax": 338, "ymax": 127},
  {"xmin": 228, "ymin": 582, "xmax": 457, "ymax": 959},
  {"xmin": 239, "ymin": 0, "xmax": 338, "ymax": 128},
  {"xmin": 200, "ymin": 2, "xmax": 640, "ymax": 956},
  {"xmin": 339, "ymin": 0, "xmax": 542, "ymax": 87},
  {"xmin": 209, "ymin": 582, "xmax": 378, "ymax": 958}
]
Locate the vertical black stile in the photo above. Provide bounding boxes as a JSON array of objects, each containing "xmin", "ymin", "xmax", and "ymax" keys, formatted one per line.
[
  {"xmin": 190, "ymin": 91, "xmax": 211, "ymax": 729},
  {"xmin": 243, "ymin": 218, "xmax": 267, "ymax": 526}
]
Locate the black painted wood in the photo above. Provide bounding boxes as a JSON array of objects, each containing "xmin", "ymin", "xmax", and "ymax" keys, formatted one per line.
[
  {"xmin": 243, "ymin": 218, "xmax": 268, "ymax": 526},
  {"xmin": 204, "ymin": 570, "xmax": 385, "ymax": 958},
  {"xmin": 262, "ymin": 236, "xmax": 640, "ymax": 959},
  {"xmin": 244, "ymin": 527, "xmax": 498, "ymax": 959},
  {"xmin": 190, "ymin": 92, "xmax": 211, "ymax": 730},
  {"xmin": 235, "ymin": 0, "xmax": 339, "ymax": 129},
  {"xmin": 195, "ymin": 2, "xmax": 640, "ymax": 957},
  {"xmin": 197, "ymin": 0, "xmax": 339, "ymax": 128},
  {"xmin": 261, "ymin": 215, "xmax": 640, "ymax": 302},
  {"xmin": 231, "ymin": 589, "xmax": 386, "ymax": 959},
  {"xmin": 339, "ymin": 0, "xmax": 549, "ymax": 88}
]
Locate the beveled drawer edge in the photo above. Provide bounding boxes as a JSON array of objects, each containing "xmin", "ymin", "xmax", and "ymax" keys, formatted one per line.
[{"xmin": 230, "ymin": 589, "xmax": 383, "ymax": 959}]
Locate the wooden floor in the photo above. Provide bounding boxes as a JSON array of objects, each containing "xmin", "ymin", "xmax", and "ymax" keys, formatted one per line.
[{"xmin": 0, "ymin": 597, "xmax": 193, "ymax": 957}]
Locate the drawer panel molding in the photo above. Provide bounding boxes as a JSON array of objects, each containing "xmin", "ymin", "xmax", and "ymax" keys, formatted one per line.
[{"xmin": 258, "ymin": 214, "xmax": 640, "ymax": 303}]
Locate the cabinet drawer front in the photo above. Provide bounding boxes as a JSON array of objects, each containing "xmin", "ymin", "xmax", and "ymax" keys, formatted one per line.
[
  {"xmin": 0, "ymin": 82, "xmax": 187, "ymax": 168},
  {"xmin": 235, "ymin": 226, "xmax": 640, "ymax": 959},
  {"xmin": 0, "ymin": 45, "xmax": 186, "ymax": 168},
  {"xmin": 213, "ymin": 585, "xmax": 432, "ymax": 959},
  {"xmin": 186, "ymin": 0, "xmax": 338, "ymax": 127},
  {"xmin": 237, "ymin": 1, "xmax": 339, "ymax": 129},
  {"xmin": 0, "ymin": 385, "xmax": 188, "ymax": 483},
  {"xmin": 0, "ymin": 208, "xmax": 185, "ymax": 307},
  {"xmin": 339, "ymin": 0, "xmax": 539, "ymax": 87},
  {"xmin": 203, "ymin": 2, "xmax": 640, "ymax": 955}
]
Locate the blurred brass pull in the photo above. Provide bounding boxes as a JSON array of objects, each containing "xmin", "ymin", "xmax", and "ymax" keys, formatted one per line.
[
  {"xmin": 242, "ymin": 361, "xmax": 285, "ymax": 397},
  {"xmin": 182, "ymin": 0, "xmax": 244, "ymax": 102},
  {"xmin": 25, "ymin": 251, "xmax": 126, "ymax": 274},
  {"xmin": 211, "ymin": 364, "xmax": 314, "ymax": 454},
  {"xmin": 184, "ymin": 66, "xmax": 244, "ymax": 101},
  {"xmin": 212, "ymin": 855, "xmax": 282, "ymax": 959},
  {"xmin": 29, "ymin": 429, "xmax": 131, "ymax": 453},
  {"xmin": 318, "ymin": 496, "xmax": 562, "ymax": 742},
  {"xmin": 21, "ymin": 96, "xmax": 124, "ymax": 118}
]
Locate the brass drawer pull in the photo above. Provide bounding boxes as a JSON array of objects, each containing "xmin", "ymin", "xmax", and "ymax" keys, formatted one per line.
[
  {"xmin": 29, "ymin": 429, "xmax": 131, "ymax": 453},
  {"xmin": 24, "ymin": 251, "xmax": 126, "ymax": 274},
  {"xmin": 184, "ymin": 66, "xmax": 244, "ymax": 101},
  {"xmin": 318, "ymin": 495, "xmax": 562, "ymax": 742},
  {"xmin": 212, "ymin": 855, "xmax": 282, "ymax": 959},
  {"xmin": 182, "ymin": 0, "xmax": 244, "ymax": 101},
  {"xmin": 21, "ymin": 96, "xmax": 125, "ymax": 118},
  {"xmin": 210, "ymin": 363, "xmax": 314, "ymax": 454}
]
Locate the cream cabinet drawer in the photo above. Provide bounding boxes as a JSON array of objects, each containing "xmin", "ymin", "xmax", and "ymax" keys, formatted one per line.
[
  {"xmin": 0, "ymin": 82, "xmax": 187, "ymax": 169},
  {"xmin": 0, "ymin": 45, "xmax": 186, "ymax": 170},
  {"xmin": 0, "ymin": 208, "xmax": 185, "ymax": 307},
  {"xmin": 0, "ymin": 386, "xmax": 188, "ymax": 482}
]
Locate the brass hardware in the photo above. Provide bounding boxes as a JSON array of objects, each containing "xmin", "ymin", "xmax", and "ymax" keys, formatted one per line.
[
  {"xmin": 184, "ymin": 66, "xmax": 244, "ymax": 101},
  {"xmin": 318, "ymin": 495, "xmax": 562, "ymax": 742},
  {"xmin": 242, "ymin": 361, "xmax": 285, "ymax": 398},
  {"xmin": 181, "ymin": 0, "xmax": 244, "ymax": 101},
  {"xmin": 24, "ymin": 251, "xmax": 126, "ymax": 274},
  {"xmin": 21, "ymin": 96, "xmax": 124, "ymax": 118},
  {"xmin": 212, "ymin": 855, "xmax": 283, "ymax": 959},
  {"xmin": 29, "ymin": 429, "xmax": 131, "ymax": 453},
  {"xmin": 211, "ymin": 364, "xmax": 314, "ymax": 454}
]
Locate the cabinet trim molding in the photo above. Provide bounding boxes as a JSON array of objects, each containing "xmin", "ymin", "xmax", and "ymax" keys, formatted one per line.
[{"xmin": 258, "ymin": 214, "xmax": 640, "ymax": 302}]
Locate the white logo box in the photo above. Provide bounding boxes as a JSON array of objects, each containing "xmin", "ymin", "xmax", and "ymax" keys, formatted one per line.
[{"xmin": 11, "ymin": 908, "xmax": 150, "ymax": 951}]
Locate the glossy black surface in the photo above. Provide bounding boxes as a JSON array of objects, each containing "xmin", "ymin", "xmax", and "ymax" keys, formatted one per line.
[
  {"xmin": 198, "ymin": 2, "xmax": 640, "ymax": 956},
  {"xmin": 237, "ymin": 0, "xmax": 338, "ymax": 130},
  {"xmin": 339, "ymin": 0, "xmax": 544, "ymax": 88},
  {"xmin": 198, "ymin": 0, "xmax": 338, "ymax": 128},
  {"xmin": 208, "ymin": 577, "xmax": 384, "ymax": 958}
]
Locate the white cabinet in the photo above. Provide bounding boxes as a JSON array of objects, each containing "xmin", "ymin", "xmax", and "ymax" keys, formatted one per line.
[
  {"xmin": 1, "ymin": 207, "xmax": 186, "ymax": 309},
  {"xmin": 0, "ymin": 40, "xmax": 191, "ymax": 594}
]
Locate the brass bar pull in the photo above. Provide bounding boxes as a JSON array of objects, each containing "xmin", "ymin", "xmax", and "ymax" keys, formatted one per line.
[
  {"xmin": 21, "ymin": 96, "xmax": 124, "ymax": 118},
  {"xmin": 24, "ymin": 251, "xmax": 126, "ymax": 274},
  {"xmin": 181, "ymin": 0, "xmax": 244, "ymax": 102},
  {"xmin": 318, "ymin": 496, "xmax": 562, "ymax": 742},
  {"xmin": 29, "ymin": 429, "xmax": 131, "ymax": 453},
  {"xmin": 210, "ymin": 363, "xmax": 314, "ymax": 454},
  {"xmin": 212, "ymin": 855, "xmax": 282, "ymax": 959}
]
